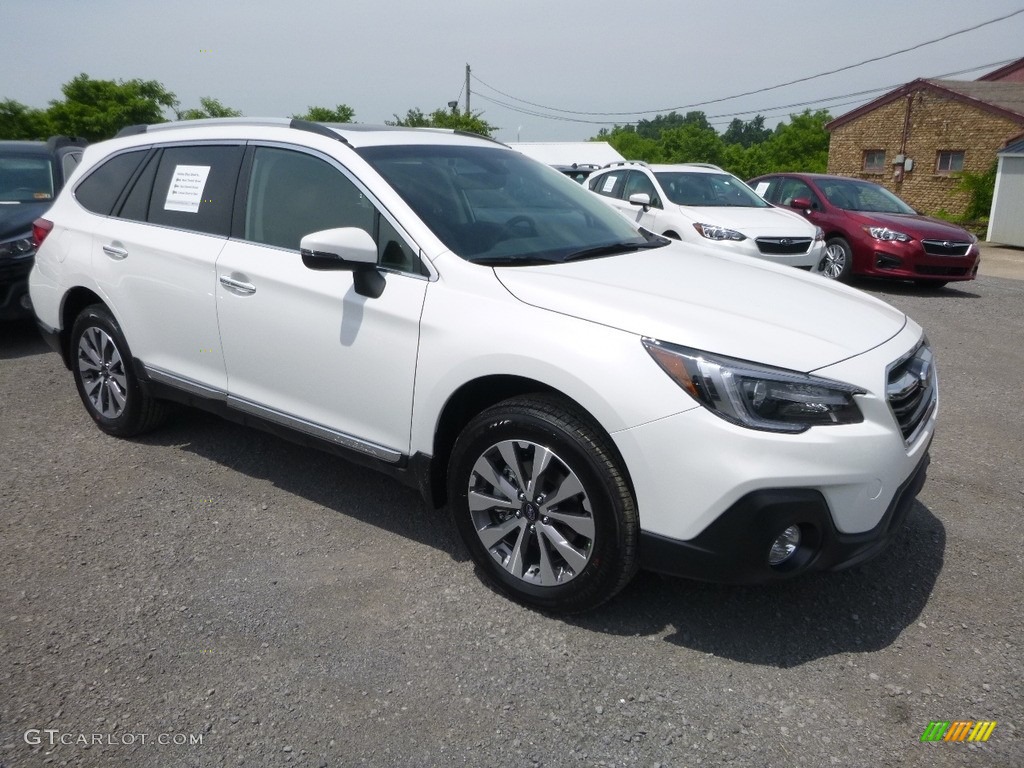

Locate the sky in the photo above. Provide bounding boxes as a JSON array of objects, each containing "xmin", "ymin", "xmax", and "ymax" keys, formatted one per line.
[{"xmin": 4, "ymin": 0, "xmax": 1024, "ymax": 144}]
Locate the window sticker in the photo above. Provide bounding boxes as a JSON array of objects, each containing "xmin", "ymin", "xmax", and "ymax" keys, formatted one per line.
[
  {"xmin": 164, "ymin": 165, "xmax": 211, "ymax": 213},
  {"xmin": 753, "ymin": 181, "xmax": 769, "ymax": 197},
  {"xmin": 602, "ymin": 175, "xmax": 617, "ymax": 193}
]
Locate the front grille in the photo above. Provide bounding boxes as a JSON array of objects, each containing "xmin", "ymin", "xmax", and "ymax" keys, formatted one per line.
[
  {"xmin": 922, "ymin": 239, "xmax": 971, "ymax": 257},
  {"xmin": 755, "ymin": 237, "xmax": 812, "ymax": 255},
  {"xmin": 914, "ymin": 265, "xmax": 970, "ymax": 276},
  {"xmin": 886, "ymin": 341, "xmax": 936, "ymax": 443}
]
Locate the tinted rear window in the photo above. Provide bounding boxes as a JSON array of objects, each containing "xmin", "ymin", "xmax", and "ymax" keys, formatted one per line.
[{"xmin": 75, "ymin": 151, "xmax": 147, "ymax": 215}]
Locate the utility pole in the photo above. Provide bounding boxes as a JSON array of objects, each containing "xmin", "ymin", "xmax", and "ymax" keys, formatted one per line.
[{"xmin": 465, "ymin": 63, "xmax": 471, "ymax": 115}]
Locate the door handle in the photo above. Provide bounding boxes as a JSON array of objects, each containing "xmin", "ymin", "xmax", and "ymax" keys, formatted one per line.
[
  {"xmin": 102, "ymin": 244, "xmax": 128, "ymax": 260},
  {"xmin": 219, "ymin": 275, "xmax": 257, "ymax": 295}
]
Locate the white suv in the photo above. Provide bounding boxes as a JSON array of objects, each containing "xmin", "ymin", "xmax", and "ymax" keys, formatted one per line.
[
  {"xmin": 30, "ymin": 119, "xmax": 936, "ymax": 612},
  {"xmin": 587, "ymin": 162, "xmax": 825, "ymax": 269}
]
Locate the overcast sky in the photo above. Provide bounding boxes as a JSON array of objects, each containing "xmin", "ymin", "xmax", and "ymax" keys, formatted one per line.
[{"xmin": 5, "ymin": 0, "xmax": 1024, "ymax": 143}]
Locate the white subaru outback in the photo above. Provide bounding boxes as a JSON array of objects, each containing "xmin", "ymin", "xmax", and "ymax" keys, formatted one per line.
[{"xmin": 29, "ymin": 119, "xmax": 936, "ymax": 612}]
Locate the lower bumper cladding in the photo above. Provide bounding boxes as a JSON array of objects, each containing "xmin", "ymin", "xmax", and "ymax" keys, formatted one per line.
[{"xmin": 639, "ymin": 450, "xmax": 930, "ymax": 584}]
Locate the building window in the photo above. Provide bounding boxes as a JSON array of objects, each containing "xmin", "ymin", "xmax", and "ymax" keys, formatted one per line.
[
  {"xmin": 936, "ymin": 150, "xmax": 964, "ymax": 174},
  {"xmin": 863, "ymin": 150, "xmax": 886, "ymax": 173}
]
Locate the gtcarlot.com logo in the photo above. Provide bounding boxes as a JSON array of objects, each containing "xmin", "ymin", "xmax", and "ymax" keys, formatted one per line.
[
  {"xmin": 24, "ymin": 728, "xmax": 204, "ymax": 747},
  {"xmin": 920, "ymin": 720, "xmax": 997, "ymax": 742}
]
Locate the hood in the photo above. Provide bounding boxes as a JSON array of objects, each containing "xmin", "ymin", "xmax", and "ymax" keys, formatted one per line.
[
  {"xmin": 495, "ymin": 243, "xmax": 906, "ymax": 372},
  {"xmin": 0, "ymin": 202, "xmax": 49, "ymax": 241},
  {"xmin": 677, "ymin": 204, "xmax": 815, "ymax": 236},
  {"xmin": 847, "ymin": 210, "xmax": 974, "ymax": 241}
]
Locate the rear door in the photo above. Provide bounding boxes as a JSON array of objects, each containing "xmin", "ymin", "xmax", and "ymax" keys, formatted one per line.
[{"xmin": 79, "ymin": 144, "xmax": 241, "ymax": 391}]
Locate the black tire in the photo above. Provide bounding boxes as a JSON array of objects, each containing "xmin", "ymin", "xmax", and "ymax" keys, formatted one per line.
[
  {"xmin": 448, "ymin": 394, "xmax": 639, "ymax": 613},
  {"xmin": 70, "ymin": 304, "xmax": 167, "ymax": 437},
  {"xmin": 821, "ymin": 237, "xmax": 854, "ymax": 282}
]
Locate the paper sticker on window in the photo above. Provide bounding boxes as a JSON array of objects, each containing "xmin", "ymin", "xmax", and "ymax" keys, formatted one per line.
[
  {"xmin": 602, "ymin": 175, "xmax": 617, "ymax": 193},
  {"xmin": 753, "ymin": 182, "xmax": 769, "ymax": 197},
  {"xmin": 164, "ymin": 165, "xmax": 211, "ymax": 213}
]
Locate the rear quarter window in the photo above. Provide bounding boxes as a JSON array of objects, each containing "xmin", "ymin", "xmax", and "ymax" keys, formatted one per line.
[{"xmin": 75, "ymin": 151, "xmax": 148, "ymax": 215}]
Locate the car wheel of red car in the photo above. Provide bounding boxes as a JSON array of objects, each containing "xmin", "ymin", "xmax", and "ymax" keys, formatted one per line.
[{"xmin": 821, "ymin": 237, "xmax": 853, "ymax": 282}]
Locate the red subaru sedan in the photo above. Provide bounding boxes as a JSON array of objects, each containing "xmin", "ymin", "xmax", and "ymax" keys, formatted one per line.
[{"xmin": 748, "ymin": 173, "xmax": 980, "ymax": 287}]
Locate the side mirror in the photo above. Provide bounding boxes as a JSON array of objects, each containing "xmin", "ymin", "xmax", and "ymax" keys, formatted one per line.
[
  {"xmin": 628, "ymin": 192, "xmax": 651, "ymax": 211},
  {"xmin": 300, "ymin": 227, "xmax": 385, "ymax": 298},
  {"xmin": 791, "ymin": 196, "xmax": 813, "ymax": 212}
]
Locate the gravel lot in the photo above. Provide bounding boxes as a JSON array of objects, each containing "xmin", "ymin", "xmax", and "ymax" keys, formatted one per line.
[{"xmin": 2, "ymin": 269, "xmax": 1022, "ymax": 768}]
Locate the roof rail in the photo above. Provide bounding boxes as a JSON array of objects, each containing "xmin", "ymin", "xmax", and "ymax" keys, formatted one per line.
[
  {"xmin": 684, "ymin": 162, "xmax": 725, "ymax": 171},
  {"xmin": 45, "ymin": 135, "xmax": 88, "ymax": 150},
  {"xmin": 601, "ymin": 160, "xmax": 648, "ymax": 169},
  {"xmin": 116, "ymin": 117, "xmax": 349, "ymax": 145}
]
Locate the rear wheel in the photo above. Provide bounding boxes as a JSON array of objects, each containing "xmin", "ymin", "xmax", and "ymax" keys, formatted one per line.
[
  {"xmin": 821, "ymin": 237, "xmax": 853, "ymax": 281},
  {"xmin": 70, "ymin": 305, "xmax": 167, "ymax": 437},
  {"xmin": 448, "ymin": 395, "xmax": 639, "ymax": 613}
]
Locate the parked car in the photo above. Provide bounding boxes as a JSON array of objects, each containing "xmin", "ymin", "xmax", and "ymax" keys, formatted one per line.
[
  {"xmin": 585, "ymin": 162, "xmax": 824, "ymax": 269},
  {"xmin": 552, "ymin": 163, "xmax": 601, "ymax": 183},
  {"xmin": 748, "ymin": 172, "xmax": 981, "ymax": 287},
  {"xmin": 0, "ymin": 137, "xmax": 86, "ymax": 320},
  {"xmin": 31, "ymin": 118, "xmax": 936, "ymax": 612}
]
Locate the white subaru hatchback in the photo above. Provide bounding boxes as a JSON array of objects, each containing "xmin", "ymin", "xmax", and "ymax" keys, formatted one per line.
[
  {"xmin": 587, "ymin": 162, "xmax": 825, "ymax": 269},
  {"xmin": 30, "ymin": 119, "xmax": 935, "ymax": 612}
]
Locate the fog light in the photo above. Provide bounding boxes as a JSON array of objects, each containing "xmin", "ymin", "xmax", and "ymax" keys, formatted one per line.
[
  {"xmin": 20, "ymin": 293, "xmax": 32, "ymax": 310},
  {"xmin": 768, "ymin": 525, "xmax": 801, "ymax": 565}
]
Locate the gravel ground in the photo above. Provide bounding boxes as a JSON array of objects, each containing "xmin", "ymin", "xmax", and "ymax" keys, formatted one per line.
[{"xmin": 1, "ymin": 272, "xmax": 1021, "ymax": 768}]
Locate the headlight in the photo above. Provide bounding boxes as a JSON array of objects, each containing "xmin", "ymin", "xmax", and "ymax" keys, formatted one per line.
[
  {"xmin": 0, "ymin": 235, "xmax": 36, "ymax": 260},
  {"xmin": 642, "ymin": 339, "xmax": 864, "ymax": 433},
  {"xmin": 814, "ymin": 226, "xmax": 824, "ymax": 242},
  {"xmin": 865, "ymin": 226, "xmax": 910, "ymax": 243},
  {"xmin": 693, "ymin": 223, "xmax": 746, "ymax": 242}
]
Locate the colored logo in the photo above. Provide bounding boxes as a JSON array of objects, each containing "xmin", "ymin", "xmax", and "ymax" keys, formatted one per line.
[{"xmin": 920, "ymin": 721, "xmax": 997, "ymax": 742}]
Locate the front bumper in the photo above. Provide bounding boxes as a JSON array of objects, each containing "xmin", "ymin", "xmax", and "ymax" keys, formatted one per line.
[
  {"xmin": 639, "ymin": 448, "xmax": 929, "ymax": 583},
  {"xmin": 858, "ymin": 242, "xmax": 980, "ymax": 282},
  {"xmin": 0, "ymin": 259, "xmax": 33, "ymax": 320}
]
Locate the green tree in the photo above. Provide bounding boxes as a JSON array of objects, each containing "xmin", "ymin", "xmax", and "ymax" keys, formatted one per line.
[
  {"xmin": 291, "ymin": 104, "xmax": 356, "ymax": 123},
  {"xmin": 955, "ymin": 161, "xmax": 998, "ymax": 223},
  {"xmin": 0, "ymin": 99, "xmax": 53, "ymax": 140},
  {"xmin": 722, "ymin": 115, "xmax": 771, "ymax": 149},
  {"xmin": 600, "ymin": 127, "xmax": 662, "ymax": 162},
  {"xmin": 660, "ymin": 122, "xmax": 725, "ymax": 165},
  {"xmin": 760, "ymin": 109, "xmax": 831, "ymax": 173},
  {"xmin": 633, "ymin": 111, "xmax": 712, "ymax": 140},
  {"xmin": 46, "ymin": 74, "xmax": 178, "ymax": 141},
  {"xmin": 177, "ymin": 97, "xmax": 242, "ymax": 120},
  {"xmin": 388, "ymin": 107, "xmax": 495, "ymax": 138}
]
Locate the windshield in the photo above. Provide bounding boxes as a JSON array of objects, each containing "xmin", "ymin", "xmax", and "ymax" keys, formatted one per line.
[
  {"xmin": 357, "ymin": 144, "xmax": 661, "ymax": 265},
  {"xmin": 819, "ymin": 178, "xmax": 916, "ymax": 214},
  {"xmin": 0, "ymin": 152, "xmax": 54, "ymax": 204},
  {"xmin": 655, "ymin": 171, "xmax": 769, "ymax": 208}
]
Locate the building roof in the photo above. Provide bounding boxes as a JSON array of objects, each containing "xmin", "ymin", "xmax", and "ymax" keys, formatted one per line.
[
  {"xmin": 977, "ymin": 56, "xmax": 1024, "ymax": 82},
  {"xmin": 999, "ymin": 132, "xmax": 1024, "ymax": 155},
  {"xmin": 827, "ymin": 78, "xmax": 1024, "ymax": 131}
]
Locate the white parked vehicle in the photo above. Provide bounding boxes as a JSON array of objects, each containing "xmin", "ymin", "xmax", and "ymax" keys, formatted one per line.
[
  {"xmin": 30, "ymin": 119, "xmax": 936, "ymax": 612},
  {"xmin": 586, "ymin": 161, "xmax": 826, "ymax": 269}
]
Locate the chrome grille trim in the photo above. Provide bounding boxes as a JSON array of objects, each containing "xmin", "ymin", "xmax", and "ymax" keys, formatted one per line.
[
  {"xmin": 754, "ymin": 237, "xmax": 812, "ymax": 255},
  {"xmin": 921, "ymin": 239, "xmax": 971, "ymax": 257},
  {"xmin": 886, "ymin": 340, "xmax": 936, "ymax": 444}
]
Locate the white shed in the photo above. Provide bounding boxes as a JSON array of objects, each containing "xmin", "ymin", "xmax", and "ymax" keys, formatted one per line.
[
  {"xmin": 507, "ymin": 141, "xmax": 624, "ymax": 167},
  {"xmin": 987, "ymin": 135, "xmax": 1024, "ymax": 247}
]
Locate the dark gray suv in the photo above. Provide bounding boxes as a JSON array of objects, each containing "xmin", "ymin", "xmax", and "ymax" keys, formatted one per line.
[{"xmin": 0, "ymin": 137, "xmax": 86, "ymax": 320}]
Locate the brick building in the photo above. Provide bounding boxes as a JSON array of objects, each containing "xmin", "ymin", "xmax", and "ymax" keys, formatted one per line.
[{"xmin": 826, "ymin": 58, "xmax": 1024, "ymax": 217}]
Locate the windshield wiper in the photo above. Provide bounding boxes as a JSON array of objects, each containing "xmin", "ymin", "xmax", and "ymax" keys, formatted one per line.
[
  {"xmin": 561, "ymin": 237, "xmax": 667, "ymax": 263},
  {"xmin": 466, "ymin": 255, "xmax": 558, "ymax": 266}
]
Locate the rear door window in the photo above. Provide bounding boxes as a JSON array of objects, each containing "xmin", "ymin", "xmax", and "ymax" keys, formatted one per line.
[{"xmin": 146, "ymin": 145, "xmax": 243, "ymax": 236}]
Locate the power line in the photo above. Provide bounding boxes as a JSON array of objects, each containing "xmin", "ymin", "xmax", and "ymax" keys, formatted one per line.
[
  {"xmin": 475, "ymin": 56, "xmax": 1022, "ymax": 129},
  {"xmin": 472, "ymin": 8, "xmax": 1024, "ymax": 118}
]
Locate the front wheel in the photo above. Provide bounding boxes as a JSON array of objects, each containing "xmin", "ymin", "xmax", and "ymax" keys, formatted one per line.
[
  {"xmin": 448, "ymin": 395, "xmax": 639, "ymax": 613},
  {"xmin": 70, "ymin": 305, "xmax": 167, "ymax": 437},
  {"xmin": 821, "ymin": 237, "xmax": 853, "ymax": 281}
]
